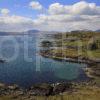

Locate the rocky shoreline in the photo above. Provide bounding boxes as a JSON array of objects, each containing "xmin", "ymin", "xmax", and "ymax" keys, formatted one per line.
[
  {"xmin": 0, "ymin": 82, "xmax": 74, "ymax": 96},
  {"xmin": 0, "ymin": 81, "xmax": 96, "ymax": 97},
  {"xmin": 40, "ymin": 52, "xmax": 98, "ymax": 64}
]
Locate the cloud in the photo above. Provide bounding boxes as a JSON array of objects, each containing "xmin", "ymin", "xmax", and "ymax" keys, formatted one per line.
[
  {"xmin": 0, "ymin": 8, "xmax": 10, "ymax": 15},
  {"xmin": 49, "ymin": 3, "xmax": 67, "ymax": 15},
  {"xmin": 32, "ymin": 1, "xmax": 100, "ymax": 31},
  {"xmin": 33, "ymin": 14, "xmax": 100, "ymax": 31},
  {"xmin": 0, "ymin": 1, "xmax": 99, "ymax": 32},
  {"xmin": 0, "ymin": 15, "xmax": 35, "ymax": 32},
  {"xmin": 35, "ymin": 14, "xmax": 86, "ymax": 23},
  {"xmin": 49, "ymin": 1, "xmax": 100, "ymax": 15},
  {"xmin": 29, "ymin": 1, "xmax": 43, "ymax": 10}
]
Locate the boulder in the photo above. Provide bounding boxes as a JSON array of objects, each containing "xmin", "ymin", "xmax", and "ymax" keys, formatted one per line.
[
  {"xmin": 29, "ymin": 83, "xmax": 53, "ymax": 96},
  {"xmin": 0, "ymin": 83, "xmax": 6, "ymax": 89},
  {"xmin": 8, "ymin": 84, "xmax": 19, "ymax": 90},
  {"xmin": 53, "ymin": 83, "xmax": 72, "ymax": 94},
  {"xmin": 53, "ymin": 83, "xmax": 66, "ymax": 94},
  {"xmin": 0, "ymin": 83, "xmax": 8, "ymax": 95}
]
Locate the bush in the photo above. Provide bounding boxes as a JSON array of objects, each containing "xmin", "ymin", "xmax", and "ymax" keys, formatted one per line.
[{"xmin": 88, "ymin": 42, "xmax": 98, "ymax": 50}]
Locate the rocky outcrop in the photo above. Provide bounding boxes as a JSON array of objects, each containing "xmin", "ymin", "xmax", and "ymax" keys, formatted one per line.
[
  {"xmin": 0, "ymin": 83, "xmax": 25, "ymax": 96},
  {"xmin": 52, "ymin": 83, "xmax": 72, "ymax": 95},
  {"xmin": 28, "ymin": 83, "xmax": 53, "ymax": 96}
]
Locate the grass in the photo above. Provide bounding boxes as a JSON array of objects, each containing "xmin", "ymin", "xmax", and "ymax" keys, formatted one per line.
[
  {"xmin": 88, "ymin": 50, "xmax": 100, "ymax": 59},
  {"xmin": 51, "ymin": 37, "xmax": 100, "ymax": 58}
]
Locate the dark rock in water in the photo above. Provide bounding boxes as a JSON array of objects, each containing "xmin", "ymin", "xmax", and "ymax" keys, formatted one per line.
[{"xmin": 0, "ymin": 59, "xmax": 6, "ymax": 63}]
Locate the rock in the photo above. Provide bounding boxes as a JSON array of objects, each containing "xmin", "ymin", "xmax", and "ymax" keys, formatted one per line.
[
  {"xmin": 53, "ymin": 83, "xmax": 72, "ymax": 94},
  {"xmin": 8, "ymin": 84, "xmax": 19, "ymax": 90},
  {"xmin": 0, "ymin": 82, "xmax": 73, "ymax": 96},
  {"xmin": 0, "ymin": 59, "xmax": 6, "ymax": 63},
  {"xmin": 14, "ymin": 90, "xmax": 25, "ymax": 96},
  {"xmin": 0, "ymin": 83, "xmax": 8, "ymax": 95},
  {"xmin": 53, "ymin": 83, "xmax": 66, "ymax": 94},
  {"xmin": 29, "ymin": 83, "xmax": 53, "ymax": 96},
  {"xmin": 0, "ymin": 83, "xmax": 6, "ymax": 89}
]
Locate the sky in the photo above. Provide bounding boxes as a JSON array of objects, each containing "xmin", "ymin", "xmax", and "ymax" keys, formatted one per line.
[{"xmin": 0, "ymin": 0, "xmax": 100, "ymax": 32}]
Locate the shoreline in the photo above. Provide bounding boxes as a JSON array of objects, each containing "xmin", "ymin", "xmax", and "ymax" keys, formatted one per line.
[
  {"xmin": 0, "ymin": 80, "xmax": 96, "ymax": 97},
  {"xmin": 0, "ymin": 82, "xmax": 77, "ymax": 96},
  {"xmin": 40, "ymin": 53, "xmax": 100, "ymax": 84},
  {"xmin": 40, "ymin": 53, "xmax": 98, "ymax": 64}
]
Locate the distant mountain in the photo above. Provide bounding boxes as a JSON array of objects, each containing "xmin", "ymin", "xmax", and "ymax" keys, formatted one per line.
[
  {"xmin": 0, "ymin": 30, "xmax": 39, "ymax": 35},
  {"xmin": 27, "ymin": 30, "xmax": 39, "ymax": 33},
  {"xmin": 0, "ymin": 32, "xmax": 21, "ymax": 35},
  {"xmin": 71, "ymin": 29, "xmax": 93, "ymax": 33},
  {"xmin": 95, "ymin": 29, "xmax": 100, "ymax": 32}
]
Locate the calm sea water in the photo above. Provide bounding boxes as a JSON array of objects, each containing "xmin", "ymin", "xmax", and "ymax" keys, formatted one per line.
[{"xmin": 0, "ymin": 34, "xmax": 88, "ymax": 88}]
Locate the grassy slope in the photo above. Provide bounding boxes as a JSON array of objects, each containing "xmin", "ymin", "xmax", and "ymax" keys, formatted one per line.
[{"xmin": 50, "ymin": 32, "xmax": 100, "ymax": 59}]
